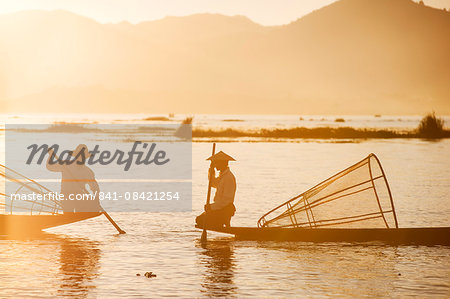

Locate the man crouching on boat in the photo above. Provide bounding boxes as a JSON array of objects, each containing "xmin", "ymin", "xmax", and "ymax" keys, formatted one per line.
[
  {"xmin": 196, "ymin": 151, "xmax": 236, "ymax": 229},
  {"xmin": 46, "ymin": 144, "xmax": 101, "ymax": 213}
]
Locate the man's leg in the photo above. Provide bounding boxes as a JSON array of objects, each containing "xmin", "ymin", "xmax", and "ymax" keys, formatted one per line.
[{"xmin": 223, "ymin": 204, "xmax": 236, "ymax": 227}]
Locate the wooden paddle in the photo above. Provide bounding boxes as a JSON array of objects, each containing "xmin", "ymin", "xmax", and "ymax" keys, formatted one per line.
[
  {"xmin": 102, "ymin": 209, "xmax": 126, "ymax": 234},
  {"xmin": 83, "ymin": 183, "xmax": 126, "ymax": 234},
  {"xmin": 201, "ymin": 143, "xmax": 216, "ymax": 243}
]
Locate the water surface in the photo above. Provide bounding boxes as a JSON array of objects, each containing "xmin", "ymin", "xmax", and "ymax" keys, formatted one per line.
[{"xmin": 1, "ymin": 115, "xmax": 449, "ymax": 298}]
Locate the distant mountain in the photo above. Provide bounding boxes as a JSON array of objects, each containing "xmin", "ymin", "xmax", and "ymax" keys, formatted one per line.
[
  {"xmin": 108, "ymin": 14, "xmax": 267, "ymax": 44},
  {"xmin": 1, "ymin": 0, "xmax": 449, "ymax": 114}
]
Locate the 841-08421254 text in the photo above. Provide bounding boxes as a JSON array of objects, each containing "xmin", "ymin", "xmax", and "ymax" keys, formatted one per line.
[{"xmin": 98, "ymin": 191, "xmax": 180, "ymax": 201}]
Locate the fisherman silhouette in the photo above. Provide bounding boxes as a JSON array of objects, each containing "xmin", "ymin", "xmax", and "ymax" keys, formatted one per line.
[
  {"xmin": 46, "ymin": 144, "xmax": 101, "ymax": 213},
  {"xmin": 196, "ymin": 151, "xmax": 236, "ymax": 228}
]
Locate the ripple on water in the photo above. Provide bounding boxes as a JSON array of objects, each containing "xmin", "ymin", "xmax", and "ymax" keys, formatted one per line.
[{"xmin": 1, "ymin": 141, "xmax": 450, "ymax": 297}]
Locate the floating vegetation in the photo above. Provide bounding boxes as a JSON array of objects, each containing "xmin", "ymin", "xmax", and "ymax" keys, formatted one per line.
[
  {"xmin": 175, "ymin": 117, "xmax": 193, "ymax": 139},
  {"xmin": 143, "ymin": 116, "xmax": 171, "ymax": 121},
  {"xmin": 192, "ymin": 125, "xmax": 450, "ymax": 139},
  {"xmin": 136, "ymin": 126, "xmax": 174, "ymax": 132},
  {"xmin": 46, "ymin": 123, "xmax": 99, "ymax": 132},
  {"xmin": 417, "ymin": 112, "xmax": 446, "ymax": 138},
  {"xmin": 181, "ymin": 116, "xmax": 193, "ymax": 125},
  {"xmin": 335, "ymin": 118, "xmax": 345, "ymax": 123},
  {"xmin": 12, "ymin": 124, "xmax": 101, "ymax": 133}
]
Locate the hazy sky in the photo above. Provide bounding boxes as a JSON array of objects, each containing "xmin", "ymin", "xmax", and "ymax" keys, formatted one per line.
[{"xmin": 1, "ymin": 0, "xmax": 449, "ymax": 25}]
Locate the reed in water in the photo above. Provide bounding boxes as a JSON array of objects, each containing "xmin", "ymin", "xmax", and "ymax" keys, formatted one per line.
[{"xmin": 192, "ymin": 113, "xmax": 449, "ymax": 139}]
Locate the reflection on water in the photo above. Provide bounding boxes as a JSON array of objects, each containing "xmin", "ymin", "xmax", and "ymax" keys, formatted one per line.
[
  {"xmin": 252, "ymin": 242, "xmax": 399, "ymax": 297},
  {"xmin": 1, "ymin": 139, "xmax": 450, "ymax": 297},
  {"xmin": 0, "ymin": 233, "xmax": 101, "ymax": 298},
  {"xmin": 243, "ymin": 241, "xmax": 450, "ymax": 297},
  {"xmin": 197, "ymin": 238, "xmax": 237, "ymax": 297},
  {"xmin": 57, "ymin": 236, "xmax": 101, "ymax": 298},
  {"xmin": 1, "ymin": 222, "xmax": 450, "ymax": 297}
]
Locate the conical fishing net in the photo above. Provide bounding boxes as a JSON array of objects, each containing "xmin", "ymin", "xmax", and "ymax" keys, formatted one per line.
[
  {"xmin": 258, "ymin": 154, "xmax": 398, "ymax": 229},
  {"xmin": 0, "ymin": 164, "xmax": 62, "ymax": 215}
]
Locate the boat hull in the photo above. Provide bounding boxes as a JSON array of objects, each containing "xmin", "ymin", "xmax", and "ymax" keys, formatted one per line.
[
  {"xmin": 0, "ymin": 213, "xmax": 101, "ymax": 235},
  {"xmin": 196, "ymin": 225, "xmax": 450, "ymax": 245}
]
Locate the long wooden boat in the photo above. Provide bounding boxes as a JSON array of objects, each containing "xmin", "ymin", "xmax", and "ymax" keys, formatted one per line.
[
  {"xmin": 1, "ymin": 163, "xmax": 103, "ymax": 235},
  {"xmin": 196, "ymin": 225, "xmax": 450, "ymax": 245},
  {"xmin": 0, "ymin": 213, "xmax": 101, "ymax": 235},
  {"xmin": 197, "ymin": 153, "xmax": 450, "ymax": 246},
  {"xmin": 1, "ymin": 163, "xmax": 125, "ymax": 235}
]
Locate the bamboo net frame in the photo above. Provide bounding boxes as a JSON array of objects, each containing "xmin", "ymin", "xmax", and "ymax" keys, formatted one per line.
[
  {"xmin": 0, "ymin": 164, "xmax": 62, "ymax": 215},
  {"xmin": 258, "ymin": 154, "xmax": 398, "ymax": 229}
]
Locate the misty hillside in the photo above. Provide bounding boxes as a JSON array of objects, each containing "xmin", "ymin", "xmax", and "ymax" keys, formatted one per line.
[{"xmin": 0, "ymin": 0, "xmax": 449, "ymax": 114}]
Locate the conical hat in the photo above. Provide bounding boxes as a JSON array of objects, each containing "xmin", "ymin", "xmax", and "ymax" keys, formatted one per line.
[{"xmin": 206, "ymin": 151, "xmax": 236, "ymax": 161}]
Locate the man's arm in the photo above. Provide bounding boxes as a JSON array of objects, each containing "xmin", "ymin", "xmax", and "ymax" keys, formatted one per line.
[
  {"xmin": 84, "ymin": 168, "xmax": 100, "ymax": 196},
  {"xmin": 87, "ymin": 179, "xmax": 100, "ymax": 194},
  {"xmin": 208, "ymin": 168, "xmax": 218, "ymax": 188},
  {"xmin": 210, "ymin": 176, "xmax": 236, "ymax": 210}
]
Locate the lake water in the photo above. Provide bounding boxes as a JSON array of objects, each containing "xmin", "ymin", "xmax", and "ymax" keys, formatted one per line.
[{"xmin": 1, "ymin": 114, "xmax": 449, "ymax": 298}]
